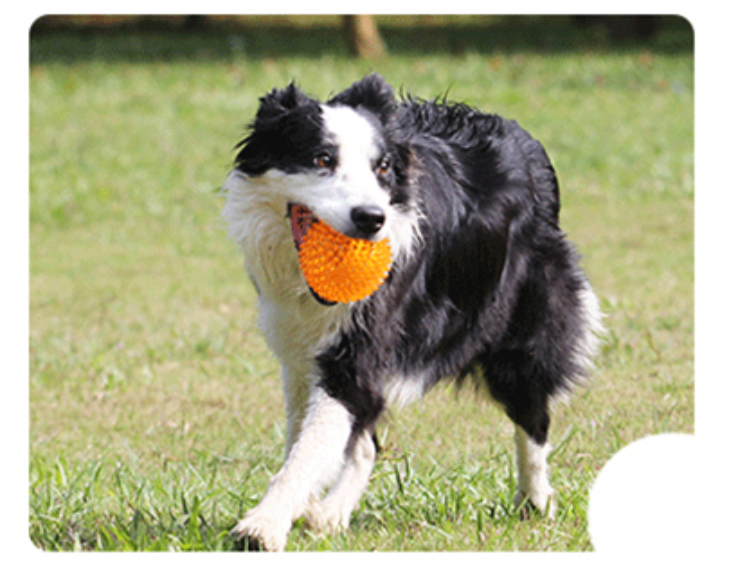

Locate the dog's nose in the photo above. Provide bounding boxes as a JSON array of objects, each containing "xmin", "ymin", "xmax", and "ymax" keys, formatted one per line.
[{"xmin": 350, "ymin": 205, "xmax": 385, "ymax": 236}]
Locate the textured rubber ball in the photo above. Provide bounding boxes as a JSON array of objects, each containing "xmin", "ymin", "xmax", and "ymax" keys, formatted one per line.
[{"xmin": 298, "ymin": 219, "xmax": 392, "ymax": 304}]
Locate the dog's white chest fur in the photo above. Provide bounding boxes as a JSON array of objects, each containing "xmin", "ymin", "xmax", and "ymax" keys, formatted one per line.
[{"xmin": 222, "ymin": 171, "xmax": 351, "ymax": 364}]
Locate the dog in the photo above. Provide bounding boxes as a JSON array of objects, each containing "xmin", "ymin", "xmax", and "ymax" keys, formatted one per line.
[{"xmin": 222, "ymin": 74, "xmax": 601, "ymax": 551}]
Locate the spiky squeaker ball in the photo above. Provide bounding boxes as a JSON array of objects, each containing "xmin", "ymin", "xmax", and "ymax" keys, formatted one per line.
[{"xmin": 291, "ymin": 206, "xmax": 392, "ymax": 304}]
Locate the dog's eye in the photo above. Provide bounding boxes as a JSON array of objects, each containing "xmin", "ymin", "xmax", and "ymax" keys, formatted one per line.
[
  {"xmin": 313, "ymin": 153, "xmax": 335, "ymax": 170},
  {"xmin": 377, "ymin": 154, "xmax": 392, "ymax": 175}
]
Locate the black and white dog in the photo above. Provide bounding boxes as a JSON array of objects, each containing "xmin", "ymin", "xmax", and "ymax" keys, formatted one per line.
[{"xmin": 223, "ymin": 74, "xmax": 601, "ymax": 551}]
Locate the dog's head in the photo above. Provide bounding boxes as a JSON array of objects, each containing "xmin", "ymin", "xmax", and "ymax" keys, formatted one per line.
[{"xmin": 233, "ymin": 74, "xmax": 417, "ymax": 263}]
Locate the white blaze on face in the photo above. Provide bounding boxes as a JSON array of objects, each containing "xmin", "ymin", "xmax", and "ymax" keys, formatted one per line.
[
  {"xmin": 318, "ymin": 105, "xmax": 388, "ymax": 220},
  {"xmin": 321, "ymin": 105, "xmax": 382, "ymax": 180},
  {"xmin": 319, "ymin": 105, "xmax": 419, "ymax": 264}
]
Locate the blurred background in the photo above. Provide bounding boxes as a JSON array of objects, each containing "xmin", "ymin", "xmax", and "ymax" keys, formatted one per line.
[{"xmin": 31, "ymin": 14, "xmax": 690, "ymax": 61}]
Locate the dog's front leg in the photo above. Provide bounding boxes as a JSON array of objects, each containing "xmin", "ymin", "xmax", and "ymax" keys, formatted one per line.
[
  {"xmin": 281, "ymin": 364, "xmax": 310, "ymax": 458},
  {"xmin": 232, "ymin": 387, "xmax": 353, "ymax": 551},
  {"xmin": 304, "ymin": 429, "xmax": 376, "ymax": 534}
]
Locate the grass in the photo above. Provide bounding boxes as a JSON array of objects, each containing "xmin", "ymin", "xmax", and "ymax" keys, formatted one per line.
[{"xmin": 29, "ymin": 16, "xmax": 694, "ymax": 551}]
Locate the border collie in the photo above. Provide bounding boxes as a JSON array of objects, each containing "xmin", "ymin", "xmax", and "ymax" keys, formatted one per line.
[{"xmin": 223, "ymin": 74, "xmax": 601, "ymax": 551}]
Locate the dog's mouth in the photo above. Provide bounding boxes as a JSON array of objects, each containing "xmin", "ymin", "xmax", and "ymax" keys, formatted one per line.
[
  {"xmin": 288, "ymin": 203, "xmax": 317, "ymax": 251},
  {"xmin": 287, "ymin": 203, "xmax": 336, "ymax": 306}
]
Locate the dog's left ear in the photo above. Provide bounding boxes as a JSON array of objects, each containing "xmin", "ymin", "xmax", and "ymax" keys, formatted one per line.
[{"xmin": 328, "ymin": 73, "xmax": 396, "ymax": 123}]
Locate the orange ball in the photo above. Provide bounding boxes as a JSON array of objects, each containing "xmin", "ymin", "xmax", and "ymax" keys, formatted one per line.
[{"xmin": 298, "ymin": 219, "xmax": 392, "ymax": 304}]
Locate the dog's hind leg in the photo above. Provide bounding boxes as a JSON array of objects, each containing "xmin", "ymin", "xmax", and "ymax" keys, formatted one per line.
[
  {"xmin": 513, "ymin": 424, "xmax": 556, "ymax": 517},
  {"xmin": 232, "ymin": 387, "xmax": 354, "ymax": 551},
  {"xmin": 304, "ymin": 429, "xmax": 377, "ymax": 534},
  {"xmin": 479, "ymin": 350, "xmax": 558, "ymax": 518}
]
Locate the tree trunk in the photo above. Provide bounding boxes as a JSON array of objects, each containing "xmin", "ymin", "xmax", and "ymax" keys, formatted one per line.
[{"xmin": 343, "ymin": 15, "xmax": 385, "ymax": 59}]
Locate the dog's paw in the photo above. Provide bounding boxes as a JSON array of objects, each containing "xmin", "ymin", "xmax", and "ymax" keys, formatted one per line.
[
  {"xmin": 231, "ymin": 507, "xmax": 291, "ymax": 552},
  {"xmin": 303, "ymin": 499, "xmax": 350, "ymax": 535},
  {"xmin": 514, "ymin": 488, "xmax": 557, "ymax": 519}
]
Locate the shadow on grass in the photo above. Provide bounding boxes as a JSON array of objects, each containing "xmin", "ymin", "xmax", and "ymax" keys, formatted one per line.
[{"xmin": 30, "ymin": 15, "xmax": 693, "ymax": 66}]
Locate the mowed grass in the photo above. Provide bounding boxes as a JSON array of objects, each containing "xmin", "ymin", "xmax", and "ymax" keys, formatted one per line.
[{"xmin": 29, "ymin": 18, "xmax": 694, "ymax": 551}]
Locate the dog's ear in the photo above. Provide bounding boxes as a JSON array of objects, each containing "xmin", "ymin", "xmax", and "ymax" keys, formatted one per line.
[
  {"xmin": 328, "ymin": 73, "xmax": 396, "ymax": 123},
  {"xmin": 235, "ymin": 83, "xmax": 320, "ymax": 175},
  {"xmin": 256, "ymin": 82, "xmax": 315, "ymax": 121}
]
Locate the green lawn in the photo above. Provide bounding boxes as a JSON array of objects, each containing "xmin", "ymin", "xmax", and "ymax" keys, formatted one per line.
[{"xmin": 29, "ymin": 16, "xmax": 694, "ymax": 551}]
